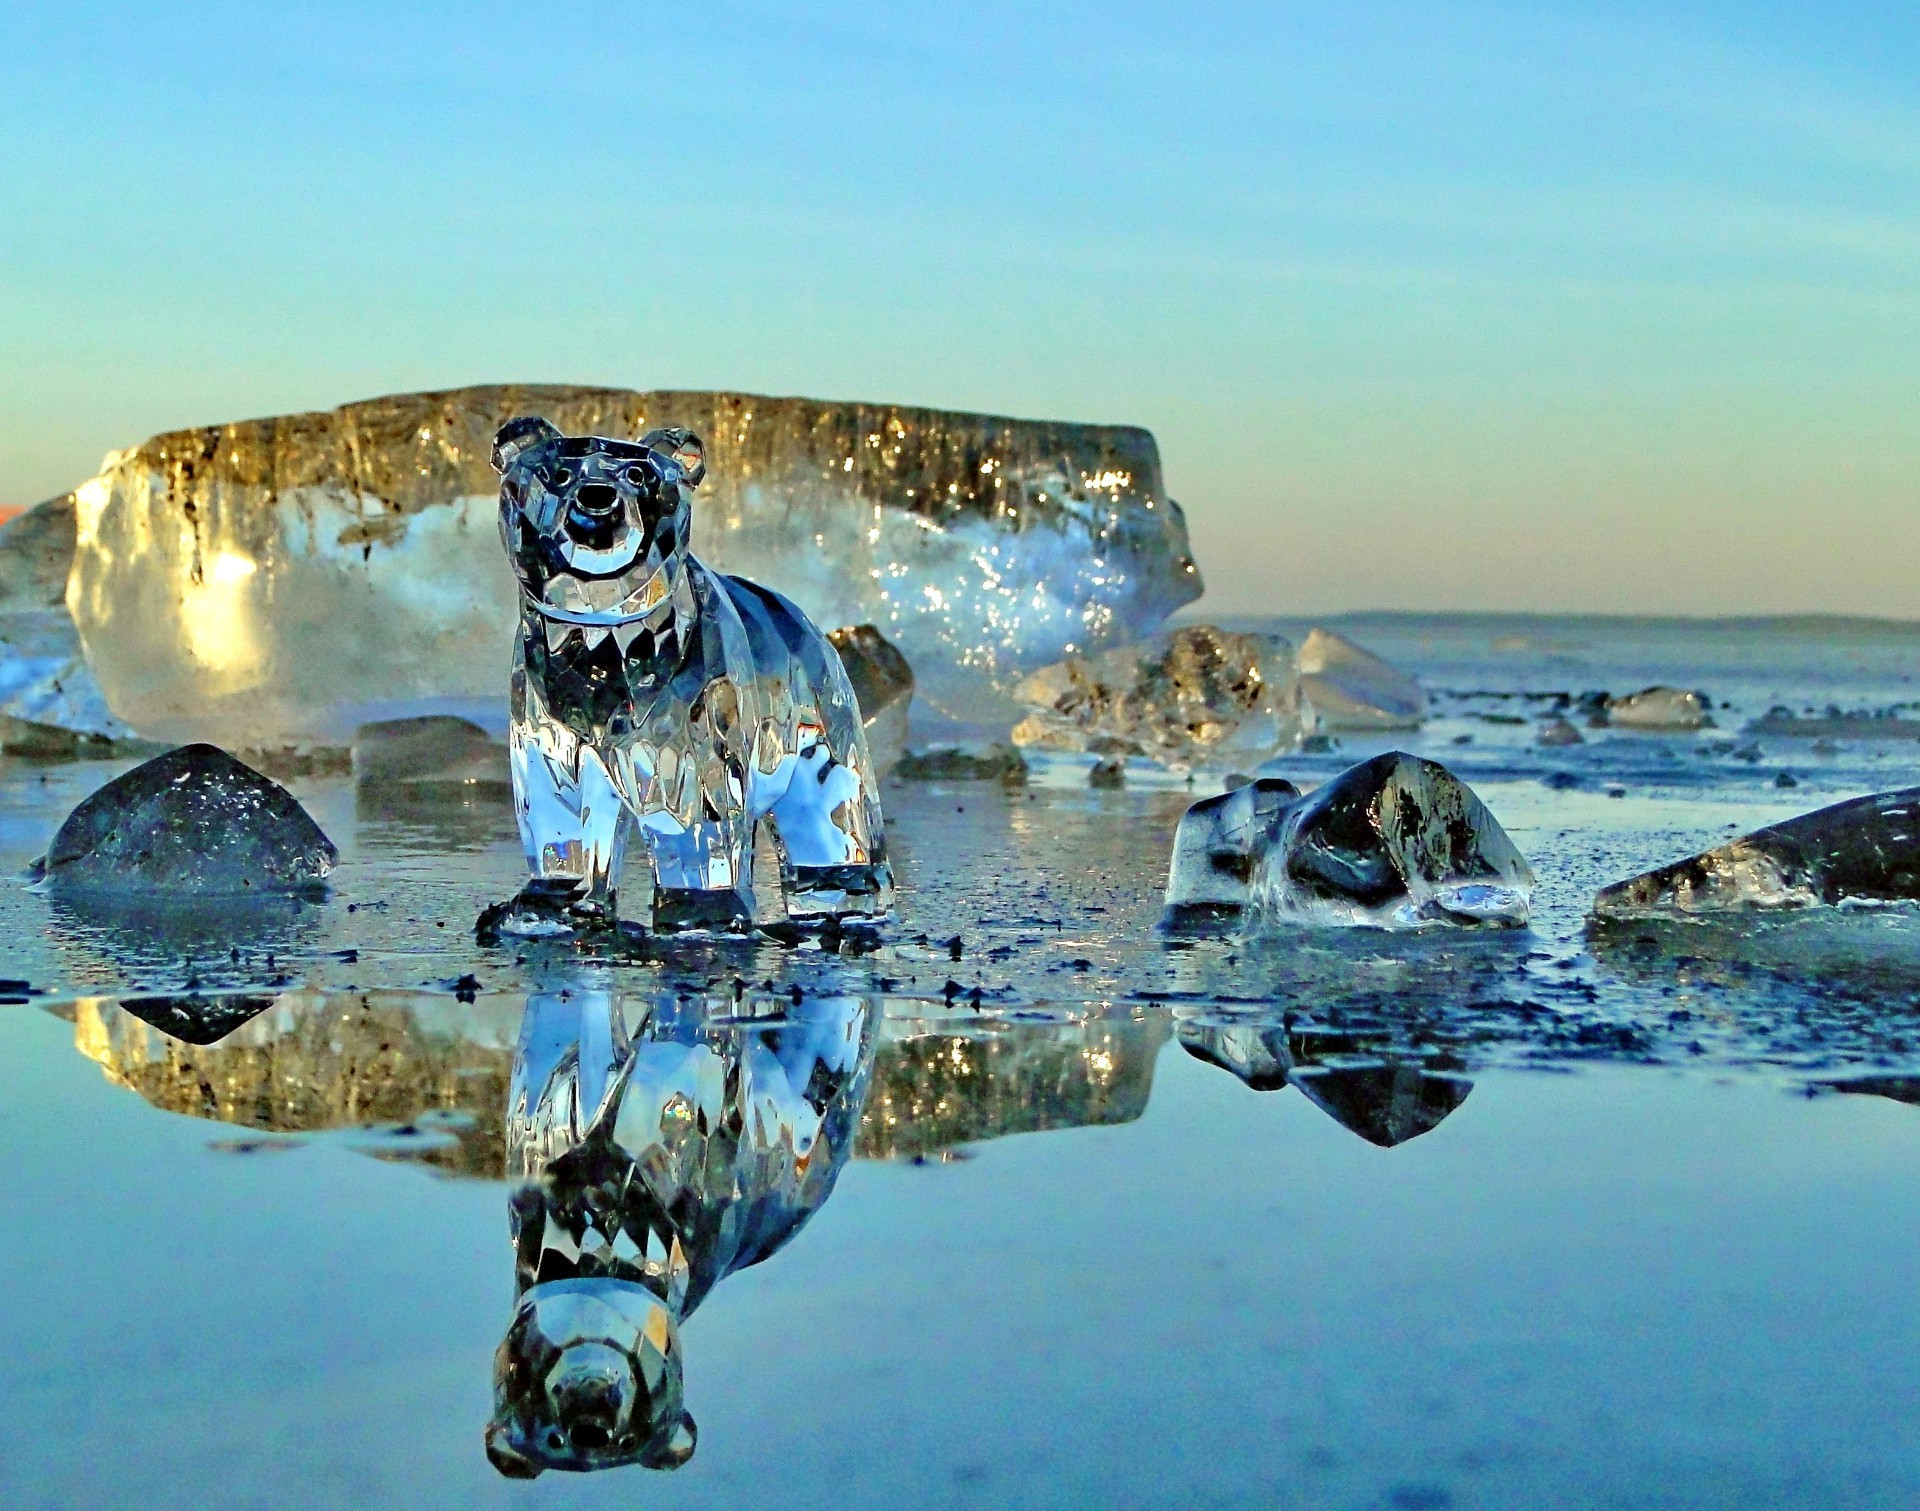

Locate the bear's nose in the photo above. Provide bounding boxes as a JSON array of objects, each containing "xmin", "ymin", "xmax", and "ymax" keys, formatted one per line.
[{"xmin": 573, "ymin": 482, "xmax": 619, "ymax": 515}]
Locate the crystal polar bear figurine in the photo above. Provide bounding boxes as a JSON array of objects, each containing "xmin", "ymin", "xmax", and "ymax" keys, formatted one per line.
[{"xmin": 482, "ymin": 417, "xmax": 892, "ymax": 935}]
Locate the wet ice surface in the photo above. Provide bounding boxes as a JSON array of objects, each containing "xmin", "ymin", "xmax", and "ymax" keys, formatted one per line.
[{"xmin": 5, "ymin": 616, "xmax": 1920, "ymax": 1508}]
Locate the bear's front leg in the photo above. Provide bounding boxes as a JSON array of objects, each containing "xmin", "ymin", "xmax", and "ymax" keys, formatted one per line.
[{"xmin": 480, "ymin": 717, "xmax": 635, "ymax": 940}]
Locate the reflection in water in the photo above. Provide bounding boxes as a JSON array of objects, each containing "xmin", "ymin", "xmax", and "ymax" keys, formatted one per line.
[
  {"xmin": 43, "ymin": 892, "xmax": 326, "ymax": 993},
  {"xmin": 57, "ymin": 990, "xmax": 519, "ymax": 1173},
  {"xmin": 1179, "ymin": 1019, "xmax": 1473, "ymax": 1147},
  {"xmin": 859, "ymin": 1009, "xmax": 1170, "ymax": 1159},
  {"xmin": 491, "ymin": 989, "xmax": 876, "ymax": 1477},
  {"xmin": 53, "ymin": 992, "xmax": 1171, "ymax": 1173}
]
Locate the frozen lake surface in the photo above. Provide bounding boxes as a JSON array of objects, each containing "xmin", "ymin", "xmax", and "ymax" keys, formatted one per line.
[{"xmin": 4, "ymin": 614, "xmax": 1920, "ymax": 1509}]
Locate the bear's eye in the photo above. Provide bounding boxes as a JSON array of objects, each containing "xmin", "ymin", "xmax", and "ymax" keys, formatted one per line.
[
  {"xmin": 552, "ymin": 468, "xmax": 573, "ymax": 488},
  {"xmin": 623, "ymin": 464, "xmax": 644, "ymax": 485}
]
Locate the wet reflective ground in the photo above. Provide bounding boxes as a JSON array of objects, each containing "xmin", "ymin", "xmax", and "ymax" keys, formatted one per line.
[{"xmin": 4, "ymin": 616, "xmax": 1920, "ymax": 1508}]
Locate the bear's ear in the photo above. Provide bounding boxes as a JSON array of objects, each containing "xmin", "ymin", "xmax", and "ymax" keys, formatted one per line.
[
  {"xmin": 640, "ymin": 427, "xmax": 706, "ymax": 488},
  {"xmin": 491, "ymin": 416, "xmax": 562, "ymax": 475},
  {"xmin": 484, "ymin": 1420, "xmax": 543, "ymax": 1479},
  {"xmin": 640, "ymin": 1410, "xmax": 697, "ymax": 1471}
]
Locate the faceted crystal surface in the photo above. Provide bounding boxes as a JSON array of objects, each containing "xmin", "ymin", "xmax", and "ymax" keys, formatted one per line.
[
  {"xmin": 1009, "ymin": 624, "xmax": 1307, "ymax": 772},
  {"xmin": 61, "ymin": 385, "xmax": 1201, "ymax": 745},
  {"xmin": 1593, "ymin": 786, "xmax": 1920, "ymax": 917}
]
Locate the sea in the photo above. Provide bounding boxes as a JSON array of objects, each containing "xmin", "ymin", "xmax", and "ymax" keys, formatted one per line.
[{"xmin": 2, "ymin": 612, "xmax": 1919, "ymax": 1510}]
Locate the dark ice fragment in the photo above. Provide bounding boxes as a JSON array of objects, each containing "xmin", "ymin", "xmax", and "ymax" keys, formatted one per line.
[
  {"xmin": 1593, "ymin": 786, "xmax": 1920, "ymax": 917},
  {"xmin": 36, "ymin": 743, "xmax": 336, "ymax": 895}
]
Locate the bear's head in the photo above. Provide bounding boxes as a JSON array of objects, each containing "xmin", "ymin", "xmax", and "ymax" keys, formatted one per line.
[
  {"xmin": 491, "ymin": 418, "xmax": 707, "ymax": 622},
  {"xmin": 485, "ymin": 1277, "xmax": 697, "ymax": 1478}
]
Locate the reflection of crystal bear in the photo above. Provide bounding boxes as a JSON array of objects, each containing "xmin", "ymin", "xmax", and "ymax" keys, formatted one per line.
[
  {"xmin": 483, "ymin": 417, "xmax": 891, "ymax": 936},
  {"xmin": 486, "ymin": 989, "xmax": 875, "ymax": 1477}
]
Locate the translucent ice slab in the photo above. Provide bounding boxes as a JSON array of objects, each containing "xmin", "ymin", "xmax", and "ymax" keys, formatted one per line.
[{"xmin": 61, "ymin": 386, "xmax": 1202, "ymax": 745}]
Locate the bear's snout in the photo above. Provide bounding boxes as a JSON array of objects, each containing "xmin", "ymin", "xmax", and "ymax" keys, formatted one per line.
[
  {"xmin": 563, "ymin": 482, "xmax": 628, "ymax": 551},
  {"xmin": 573, "ymin": 482, "xmax": 620, "ymax": 515}
]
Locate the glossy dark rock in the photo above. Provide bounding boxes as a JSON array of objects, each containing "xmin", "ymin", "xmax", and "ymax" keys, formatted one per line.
[
  {"xmin": 35, "ymin": 743, "xmax": 336, "ymax": 894},
  {"xmin": 1593, "ymin": 786, "xmax": 1920, "ymax": 917}
]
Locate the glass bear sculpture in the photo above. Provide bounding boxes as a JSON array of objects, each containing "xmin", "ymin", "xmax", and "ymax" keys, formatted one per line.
[
  {"xmin": 485, "ymin": 988, "xmax": 876, "ymax": 1477},
  {"xmin": 483, "ymin": 417, "xmax": 892, "ymax": 936}
]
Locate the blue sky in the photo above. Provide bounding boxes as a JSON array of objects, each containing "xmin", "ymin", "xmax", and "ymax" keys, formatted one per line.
[{"xmin": 2, "ymin": 1, "xmax": 1915, "ymax": 614}]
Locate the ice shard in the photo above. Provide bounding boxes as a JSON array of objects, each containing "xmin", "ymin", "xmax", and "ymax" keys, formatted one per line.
[
  {"xmin": 1009, "ymin": 625, "xmax": 1308, "ymax": 772},
  {"xmin": 1607, "ymin": 686, "xmax": 1711, "ymax": 730},
  {"xmin": 1166, "ymin": 752, "xmax": 1534, "ymax": 928},
  {"xmin": 491, "ymin": 988, "xmax": 875, "ymax": 1477},
  {"xmin": 34, "ymin": 743, "xmax": 336, "ymax": 895},
  {"xmin": 1593, "ymin": 786, "xmax": 1920, "ymax": 917},
  {"xmin": 1297, "ymin": 628, "xmax": 1426, "ymax": 730},
  {"xmin": 63, "ymin": 385, "xmax": 1201, "ymax": 747}
]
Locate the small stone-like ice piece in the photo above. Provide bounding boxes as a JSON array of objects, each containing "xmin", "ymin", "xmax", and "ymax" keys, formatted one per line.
[
  {"xmin": 827, "ymin": 625, "xmax": 913, "ymax": 775},
  {"xmin": 1536, "ymin": 715, "xmax": 1584, "ymax": 747},
  {"xmin": 1165, "ymin": 752, "xmax": 1534, "ymax": 929},
  {"xmin": 1593, "ymin": 786, "xmax": 1920, "ymax": 917},
  {"xmin": 1608, "ymin": 686, "xmax": 1711, "ymax": 730},
  {"xmin": 1297, "ymin": 628, "xmax": 1426, "ymax": 729},
  {"xmin": 1010, "ymin": 624, "xmax": 1307, "ymax": 772},
  {"xmin": 353, "ymin": 715, "xmax": 509, "ymax": 789},
  {"xmin": 35, "ymin": 743, "xmax": 336, "ymax": 894}
]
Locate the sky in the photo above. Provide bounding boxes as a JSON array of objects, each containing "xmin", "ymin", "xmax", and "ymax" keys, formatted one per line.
[{"xmin": 1, "ymin": 1, "xmax": 1916, "ymax": 617}]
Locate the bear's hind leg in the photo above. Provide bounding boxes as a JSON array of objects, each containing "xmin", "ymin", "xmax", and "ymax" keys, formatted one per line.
[{"xmin": 765, "ymin": 743, "xmax": 892, "ymax": 921}]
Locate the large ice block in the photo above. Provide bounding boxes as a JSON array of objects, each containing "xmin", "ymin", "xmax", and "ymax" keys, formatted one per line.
[
  {"xmin": 63, "ymin": 385, "xmax": 1202, "ymax": 746},
  {"xmin": 1009, "ymin": 624, "xmax": 1308, "ymax": 772},
  {"xmin": 1593, "ymin": 786, "xmax": 1920, "ymax": 916}
]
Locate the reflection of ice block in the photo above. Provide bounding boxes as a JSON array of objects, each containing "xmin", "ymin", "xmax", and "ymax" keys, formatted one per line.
[
  {"xmin": 64, "ymin": 385, "xmax": 1201, "ymax": 746},
  {"xmin": 1607, "ymin": 686, "xmax": 1711, "ymax": 730},
  {"xmin": 1010, "ymin": 625, "xmax": 1307, "ymax": 772},
  {"xmin": 1593, "ymin": 786, "xmax": 1920, "ymax": 917},
  {"xmin": 1167, "ymin": 752, "xmax": 1533, "ymax": 929},
  {"xmin": 1297, "ymin": 628, "xmax": 1425, "ymax": 729}
]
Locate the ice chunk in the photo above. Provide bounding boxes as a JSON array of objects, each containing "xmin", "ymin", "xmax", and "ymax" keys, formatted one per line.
[
  {"xmin": 1536, "ymin": 715, "xmax": 1584, "ymax": 747},
  {"xmin": 1607, "ymin": 686, "xmax": 1711, "ymax": 730},
  {"xmin": 64, "ymin": 385, "xmax": 1201, "ymax": 747},
  {"xmin": 352, "ymin": 715, "xmax": 508, "ymax": 789},
  {"xmin": 35, "ymin": 743, "xmax": 336, "ymax": 894},
  {"xmin": 894, "ymin": 742, "xmax": 1030, "ymax": 782},
  {"xmin": 1748, "ymin": 707, "xmax": 1920, "ymax": 741},
  {"xmin": 1164, "ymin": 776, "xmax": 1302, "ymax": 923},
  {"xmin": 1593, "ymin": 786, "xmax": 1920, "ymax": 917},
  {"xmin": 827, "ymin": 624, "xmax": 913, "ymax": 775},
  {"xmin": 1009, "ymin": 624, "xmax": 1308, "ymax": 772},
  {"xmin": 1166, "ymin": 752, "xmax": 1534, "ymax": 928},
  {"xmin": 1297, "ymin": 628, "xmax": 1426, "ymax": 729},
  {"xmin": 492, "ymin": 988, "xmax": 875, "ymax": 1476}
]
